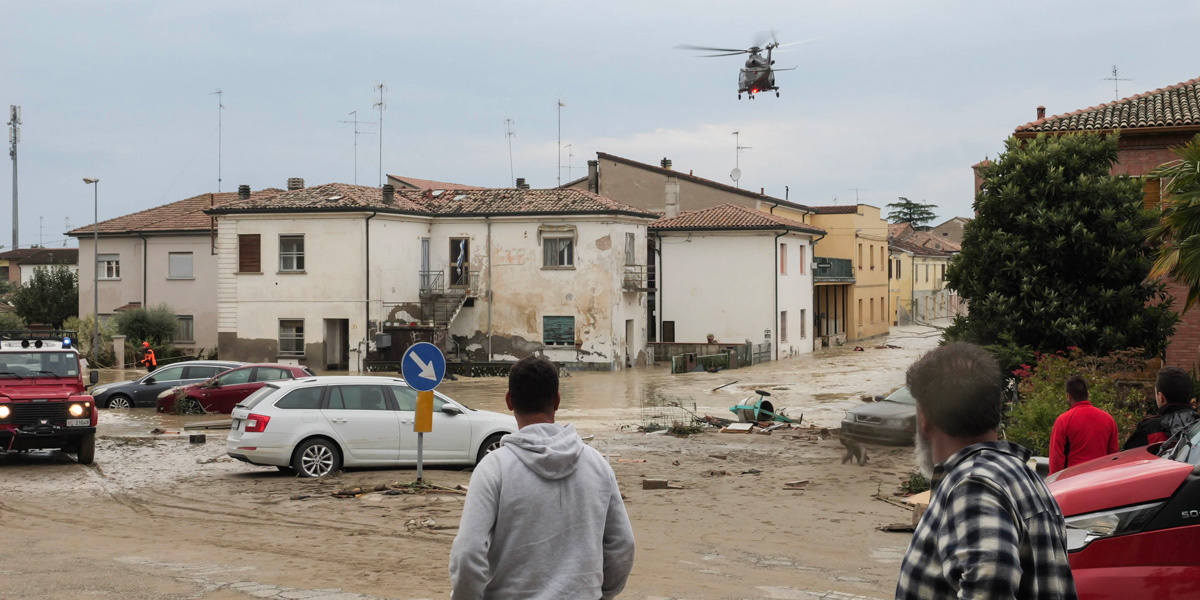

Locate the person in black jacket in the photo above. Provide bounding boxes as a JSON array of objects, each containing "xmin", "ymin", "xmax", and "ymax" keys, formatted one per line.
[{"xmin": 1124, "ymin": 367, "xmax": 1200, "ymax": 450}]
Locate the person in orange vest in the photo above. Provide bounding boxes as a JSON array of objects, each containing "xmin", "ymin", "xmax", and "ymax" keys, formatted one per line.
[{"xmin": 140, "ymin": 342, "xmax": 157, "ymax": 373}]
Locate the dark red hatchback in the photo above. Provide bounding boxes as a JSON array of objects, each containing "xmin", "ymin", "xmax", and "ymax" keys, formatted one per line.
[{"xmin": 156, "ymin": 364, "xmax": 314, "ymax": 414}]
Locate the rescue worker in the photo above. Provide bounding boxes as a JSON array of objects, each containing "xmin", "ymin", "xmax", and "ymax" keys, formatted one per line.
[
  {"xmin": 140, "ymin": 341, "xmax": 157, "ymax": 373},
  {"xmin": 1124, "ymin": 367, "xmax": 1200, "ymax": 449}
]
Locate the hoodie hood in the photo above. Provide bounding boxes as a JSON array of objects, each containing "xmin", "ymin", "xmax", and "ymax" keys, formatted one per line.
[{"xmin": 502, "ymin": 422, "xmax": 584, "ymax": 480}]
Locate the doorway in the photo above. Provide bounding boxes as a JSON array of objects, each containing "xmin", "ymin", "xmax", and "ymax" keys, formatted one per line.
[
  {"xmin": 420, "ymin": 238, "xmax": 431, "ymax": 289},
  {"xmin": 450, "ymin": 238, "xmax": 469, "ymax": 287},
  {"xmin": 324, "ymin": 319, "xmax": 350, "ymax": 370}
]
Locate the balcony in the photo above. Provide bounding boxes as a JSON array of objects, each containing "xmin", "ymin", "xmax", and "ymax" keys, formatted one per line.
[
  {"xmin": 814, "ymin": 257, "xmax": 855, "ymax": 283},
  {"xmin": 622, "ymin": 264, "xmax": 654, "ymax": 292}
]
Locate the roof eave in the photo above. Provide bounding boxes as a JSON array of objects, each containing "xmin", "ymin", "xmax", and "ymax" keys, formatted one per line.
[
  {"xmin": 650, "ymin": 225, "xmax": 824, "ymax": 235},
  {"xmin": 1013, "ymin": 124, "xmax": 1200, "ymax": 138}
]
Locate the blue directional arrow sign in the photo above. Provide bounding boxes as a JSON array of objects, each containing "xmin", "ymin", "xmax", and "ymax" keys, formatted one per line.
[{"xmin": 401, "ymin": 342, "xmax": 446, "ymax": 392}]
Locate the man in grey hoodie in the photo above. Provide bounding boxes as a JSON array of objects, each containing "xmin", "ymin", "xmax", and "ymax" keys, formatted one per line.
[{"xmin": 449, "ymin": 356, "xmax": 635, "ymax": 600}]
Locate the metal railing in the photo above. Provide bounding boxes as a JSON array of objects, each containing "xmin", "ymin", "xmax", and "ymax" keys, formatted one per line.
[
  {"xmin": 814, "ymin": 257, "xmax": 855, "ymax": 282},
  {"xmin": 622, "ymin": 265, "xmax": 654, "ymax": 291},
  {"xmin": 419, "ymin": 270, "xmax": 444, "ymax": 295},
  {"xmin": 420, "ymin": 269, "xmax": 478, "ymax": 295}
]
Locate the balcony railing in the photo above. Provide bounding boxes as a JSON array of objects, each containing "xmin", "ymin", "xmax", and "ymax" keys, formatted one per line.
[
  {"xmin": 814, "ymin": 257, "xmax": 855, "ymax": 283},
  {"xmin": 420, "ymin": 269, "xmax": 479, "ymax": 296},
  {"xmin": 419, "ymin": 270, "xmax": 444, "ymax": 295},
  {"xmin": 622, "ymin": 264, "xmax": 654, "ymax": 292}
]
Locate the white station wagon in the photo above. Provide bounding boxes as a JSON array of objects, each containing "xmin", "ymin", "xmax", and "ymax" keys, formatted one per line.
[{"xmin": 226, "ymin": 376, "xmax": 517, "ymax": 477}]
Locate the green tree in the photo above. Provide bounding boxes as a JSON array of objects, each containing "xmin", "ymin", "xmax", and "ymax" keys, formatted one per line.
[
  {"xmin": 945, "ymin": 132, "xmax": 1178, "ymax": 371},
  {"xmin": 1147, "ymin": 134, "xmax": 1200, "ymax": 308},
  {"xmin": 113, "ymin": 304, "xmax": 178, "ymax": 347},
  {"xmin": 12, "ymin": 264, "xmax": 79, "ymax": 328},
  {"xmin": 0, "ymin": 312, "xmax": 26, "ymax": 331},
  {"xmin": 886, "ymin": 197, "xmax": 938, "ymax": 229}
]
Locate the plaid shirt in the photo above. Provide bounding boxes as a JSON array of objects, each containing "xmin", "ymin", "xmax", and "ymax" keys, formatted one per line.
[{"xmin": 896, "ymin": 441, "xmax": 1077, "ymax": 600}]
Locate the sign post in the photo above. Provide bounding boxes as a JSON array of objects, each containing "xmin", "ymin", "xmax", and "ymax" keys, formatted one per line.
[{"xmin": 401, "ymin": 342, "xmax": 446, "ymax": 482}]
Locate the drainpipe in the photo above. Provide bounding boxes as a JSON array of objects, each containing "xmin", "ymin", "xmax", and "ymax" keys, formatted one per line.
[
  {"xmin": 486, "ymin": 216, "xmax": 492, "ymax": 361},
  {"xmin": 365, "ymin": 212, "xmax": 377, "ymax": 371},
  {"xmin": 809, "ymin": 231, "xmax": 825, "ymax": 353},
  {"xmin": 774, "ymin": 230, "xmax": 786, "ymax": 361},
  {"xmin": 654, "ymin": 231, "xmax": 663, "ymax": 343},
  {"xmin": 139, "ymin": 234, "xmax": 149, "ymax": 307}
]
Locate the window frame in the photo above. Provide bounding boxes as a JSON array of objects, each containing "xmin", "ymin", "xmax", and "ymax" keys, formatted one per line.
[
  {"xmin": 238, "ymin": 234, "xmax": 261, "ymax": 274},
  {"xmin": 278, "ymin": 234, "xmax": 306, "ymax": 273},
  {"xmin": 780, "ymin": 310, "xmax": 788, "ymax": 343},
  {"xmin": 278, "ymin": 319, "xmax": 305, "ymax": 357},
  {"xmin": 624, "ymin": 232, "xmax": 636, "ymax": 266},
  {"xmin": 97, "ymin": 253, "xmax": 121, "ymax": 280},
  {"xmin": 167, "ymin": 251, "xmax": 194, "ymax": 279},
  {"xmin": 780, "ymin": 243, "xmax": 788, "ymax": 275},
  {"xmin": 542, "ymin": 236, "xmax": 575, "ymax": 269},
  {"xmin": 174, "ymin": 315, "xmax": 194, "ymax": 343},
  {"xmin": 542, "ymin": 315, "xmax": 576, "ymax": 346}
]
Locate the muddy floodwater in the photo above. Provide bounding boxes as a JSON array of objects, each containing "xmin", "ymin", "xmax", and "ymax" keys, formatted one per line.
[
  {"xmin": 1, "ymin": 323, "xmax": 944, "ymax": 600},
  {"xmin": 95, "ymin": 322, "xmax": 942, "ymax": 440}
]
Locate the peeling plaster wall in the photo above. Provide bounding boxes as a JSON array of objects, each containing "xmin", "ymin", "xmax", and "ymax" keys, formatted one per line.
[{"xmin": 656, "ymin": 230, "xmax": 815, "ymax": 359}]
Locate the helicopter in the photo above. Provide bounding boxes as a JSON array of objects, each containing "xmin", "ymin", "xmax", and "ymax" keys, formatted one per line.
[{"xmin": 677, "ymin": 32, "xmax": 810, "ymax": 99}]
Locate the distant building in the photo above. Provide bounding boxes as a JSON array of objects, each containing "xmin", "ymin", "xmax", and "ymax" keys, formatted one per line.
[
  {"xmin": 929, "ymin": 216, "xmax": 970, "ymax": 245},
  {"xmin": 1012, "ymin": 75, "xmax": 1200, "ymax": 370},
  {"xmin": 208, "ymin": 183, "xmax": 656, "ymax": 371},
  {"xmin": 888, "ymin": 224, "xmax": 961, "ymax": 325},
  {"xmin": 386, "ymin": 174, "xmax": 485, "ymax": 191},
  {"xmin": 0, "ymin": 248, "xmax": 78, "ymax": 285},
  {"xmin": 649, "ymin": 204, "xmax": 825, "ymax": 359}
]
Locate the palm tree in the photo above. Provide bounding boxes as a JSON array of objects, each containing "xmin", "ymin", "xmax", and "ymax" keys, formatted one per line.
[{"xmin": 1148, "ymin": 134, "xmax": 1200, "ymax": 309}]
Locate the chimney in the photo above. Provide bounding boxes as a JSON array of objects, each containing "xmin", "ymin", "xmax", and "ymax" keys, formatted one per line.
[
  {"xmin": 382, "ymin": 184, "xmax": 395, "ymax": 205},
  {"xmin": 287, "ymin": 177, "xmax": 305, "ymax": 191},
  {"xmin": 661, "ymin": 158, "xmax": 672, "ymax": 170},
  {"xmin": 587, "ymin": 160, "xmax": 599, "ymax": 193},
  {"xmin": 238, "ymin": 185, "xmax": 250, "ymax": 201},
  {"xmin": 515, "ymin": 178, "xmax": 530, "ymax": 190},
  {"xmin": 665, "ymin": 174, "xmax": 680, "ymax": 219},
  {"xmin": 1037, "ymin": 105, "xmax": 1046, "ymax": 120},
  {"xmin": 760, "ymin": 187, "xmax": 764, "ymax": 195}
]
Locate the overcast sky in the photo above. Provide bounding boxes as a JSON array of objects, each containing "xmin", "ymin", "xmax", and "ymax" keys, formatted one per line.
[{"xmin": 4, "ymin": 0, "xmax": 1199, "ymax": 249}]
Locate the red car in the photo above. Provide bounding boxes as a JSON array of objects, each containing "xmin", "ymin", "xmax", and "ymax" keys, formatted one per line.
[
  {"xmin": 1046, "ymin": 422, "xmax": 1200, "ymax": 599},
  {"xmin": 156, "ymin": 364, "xmax": 314, "ymax": 414}
]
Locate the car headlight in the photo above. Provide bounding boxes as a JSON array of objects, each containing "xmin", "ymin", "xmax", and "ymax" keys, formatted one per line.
[
  {"xmin": 885, "ymin": 417, "xmax": 910, "ymax": 427},
  {"xmin": 1064, "ymin": 501, "xmax": 1163, "ymax": 552},
  {"xmin": 69, "ymin": 403, "xmax": 85, "ymax": 417},
  {"xmin": 0, "ymin": 405, "xmax": 9, "ymax": 419},
  {"xmin": 843, "ymin": 411, "xmax": 855, "ymax": 421}
]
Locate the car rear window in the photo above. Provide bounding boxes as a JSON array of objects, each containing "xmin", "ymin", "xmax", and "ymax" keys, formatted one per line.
[
  {"xmin": 275, "ymin": 386, "xmax": 324, "ymax": 410},
  {"xmin": 186, "ymin": 366, "xmax": 222, "ymax": 379},
  {"xmin": 238, "ymin": 386, "xmax": 278, "ymax": 410},
  {"xmin": 327, "ymin": 386, "xmax": 389, "ymax": 411},
  {"xmin": 253, "ymin": 367, "xmax": 292, "ymax": 382}
]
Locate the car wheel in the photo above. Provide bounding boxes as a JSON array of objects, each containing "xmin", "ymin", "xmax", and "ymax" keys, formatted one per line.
[
  {"xmin": 76, "ymin": 433, "xmax": 95, "ymax": 465},
  {"xmin": 292, "ymin": 438, "xmax": 341, "ymax": 478},
  {"xmin": 476, "ymin": 434, "xmax": 506, "ymax": 465},
  {"xmin": 181, "ymin": 398, "xmax": 206, "ymax": 415},
  {"xmin": 106, "ymin": 395, "xmax": 132, "ymax": 409}
]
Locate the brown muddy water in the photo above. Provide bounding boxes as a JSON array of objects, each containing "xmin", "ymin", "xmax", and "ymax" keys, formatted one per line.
[{"xmin": 92, "ymin": 323, "xmax": 944, "ymax": 439}]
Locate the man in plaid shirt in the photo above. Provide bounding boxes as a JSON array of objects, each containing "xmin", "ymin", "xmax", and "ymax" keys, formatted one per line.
[{"xmin": 896, "ymin": 342, "xmax": 1077, "ymax": 599}]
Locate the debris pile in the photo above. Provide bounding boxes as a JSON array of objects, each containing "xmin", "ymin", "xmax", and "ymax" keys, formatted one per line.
[{"xmin": 331, "ymin": 481, "xmax": 468, "ymax": 499}]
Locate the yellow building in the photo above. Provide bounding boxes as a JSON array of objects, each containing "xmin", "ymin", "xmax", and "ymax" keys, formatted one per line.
[
  {"xmin": 888, "ymin": 225, "xmax": 957, "ymax": 325},
  {"xmin": 771, "ymin": 203, "xmax": 891, "ymax": 344}
]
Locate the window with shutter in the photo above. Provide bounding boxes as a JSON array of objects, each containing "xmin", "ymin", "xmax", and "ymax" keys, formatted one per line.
[
  {"xmin": 238, "ymin": 235, "xmax": 261, "ymax": 273},
  {"xmin": 1144, "ymin": 178, "xmax": 1162, "ymax": 209},
  {"xmin": 542, "ymin": 316, "xmax": 576, "ymax": 346}
]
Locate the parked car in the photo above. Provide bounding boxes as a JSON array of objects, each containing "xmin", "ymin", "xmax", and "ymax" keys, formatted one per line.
[
  {"xmin": 1046, "ymin": 422, "xmax": 1200, "ymax": 599},
  {"xmin": 840, "ymin": 386, "xmax": 916, "ymax": 445},
  {"xmin": 156, "ymin": 364, "xmax": 315, "ymax": 414},
  {"xmin": 90, "ymin": 361, "xmax": 244, "ymax": 409},
  {"xmin": 226, "ymin": 376, "xmax": 518, "ymax": 477}
]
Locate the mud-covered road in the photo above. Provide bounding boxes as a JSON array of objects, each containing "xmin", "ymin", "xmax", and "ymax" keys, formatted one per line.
[{"xmin": 0, "ymin": 324, "xmax": 943, "ymax": 600}]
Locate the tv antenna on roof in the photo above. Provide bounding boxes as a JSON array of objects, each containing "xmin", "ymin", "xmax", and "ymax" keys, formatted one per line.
[
  {"xmin": 210, "ymin": 90, "xmax": 224, "ymax": 192},
  {"xmin": 504, "ymin": 118, "xmax": 516, "ymax": 187},
  {"xmin": 339, "ymin": 110, "xmax": 375, "ymax": 186},
  {"xmin": 1102, "ymin": 65, "xmax": 1132, "ymax": 101},
  {"xmin": 374, "ymin": 82, "xmax": 387, "ymax": 187},
  {"xmin": 732, "ymin": 131, "xmax": 751, "ymax": 188},
  {"xmin": 848, "ymin": 188, "xmax": 869, "ymax": 203}
]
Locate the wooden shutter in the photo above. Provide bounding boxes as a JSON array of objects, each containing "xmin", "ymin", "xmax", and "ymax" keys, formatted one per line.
[
  {"xmin": 1144, "ymin": 178, "xmax": 1161, "ymax": 209},
  {"xmin": 238, "ymin": 234, "xmax": 261, "ymax": 273}
]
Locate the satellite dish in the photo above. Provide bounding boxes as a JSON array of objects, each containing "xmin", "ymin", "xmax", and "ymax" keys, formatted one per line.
[{"xmin": 730, "ymin": 168, "xmax": 742, "ymax": 182}]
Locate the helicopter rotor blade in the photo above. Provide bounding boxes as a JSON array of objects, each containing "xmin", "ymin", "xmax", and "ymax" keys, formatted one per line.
[
  {"xmin": 697, "ymin": 51, "xmax": 750, "ymax": 57},
  {"xmin": 675, "ymin": 44, "xmax": 750, "ymax": 53},
  {"xmin": 775, "ymin": 37, "xmax": 819, "ymax": 48}
]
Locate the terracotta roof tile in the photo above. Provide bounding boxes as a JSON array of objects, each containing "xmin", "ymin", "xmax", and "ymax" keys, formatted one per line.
[
  {"xmin": 17, "ymin": 249, "xmax": 78, "ymax": 265},
  {"xmin": 649, "ymin": 203, "xmax": 826, "ymax": 235},
  {"xmin": 208, "ymin": 183, "xmax": 659, "ymax": 218},
  {"xmin": 809, "ymin": 205, "xmax": 859, "ymax": 215},
  {"xmin": 890, "ymin": 235, "xmax": 950, "ymax": 256},
  {"xmin": 68, "ymin": 188, "xmax": 283, "ymax": 236},
  {"xmin": 387, "ymin": 175, "xmax": 485, "ymax": 191},
  {"xmin": 1016, "ymin": 76, "xmax": 1200, "ymax": 133},
  {"xmin": 904, "ymin": 231, "xmax": 961, "ymax": 253},
  {"xmin": 888, "ymin": 223, "xmax": 913, "ymax": 238}
]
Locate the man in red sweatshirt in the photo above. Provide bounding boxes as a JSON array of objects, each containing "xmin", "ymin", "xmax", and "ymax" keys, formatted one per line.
[{"xmin": 1049, "ymin": 375, "xmax": 1117, "ymax": 474}]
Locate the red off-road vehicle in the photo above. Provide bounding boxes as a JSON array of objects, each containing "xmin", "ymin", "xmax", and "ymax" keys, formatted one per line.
[{"xmin": 0, "ymin": 331, "xmax": 100, "ymax": 464}]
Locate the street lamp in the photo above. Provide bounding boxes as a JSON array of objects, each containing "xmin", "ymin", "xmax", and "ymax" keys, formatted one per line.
[{"xmin": 83, "ymin": 178, "xmax": 99, "ymax": 363}]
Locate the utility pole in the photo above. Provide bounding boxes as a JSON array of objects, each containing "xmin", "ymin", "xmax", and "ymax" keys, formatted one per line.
[
  {"xmin": 504, "ymin": 118, "xmax": 516, "ymax": 187},
  {"xmin": 210, "ymin": 91, "xmax": 223, "ymax": 192},
  {"xmin": 557, "ymin": 100, "xmax": 564, "ymax": 187},
  {"xmin": 374, "ymin": 83, "xmax": 387, "ymax": 187},
  {"xmin": 1102, "ymin": 65, "xmax": 1132, "ymax": 101},
  {"xmin": 339, "ymin": 110, "xmax": 375, "ymax": 186},
  {"xmin": 8, "ymin": 105, "xmax": 20, "ymax": 250}
]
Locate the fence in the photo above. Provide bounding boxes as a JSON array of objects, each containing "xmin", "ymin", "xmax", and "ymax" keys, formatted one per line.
[{"xmin": 752, "ymin": 343, "xmax": 771, "ymax": 364}]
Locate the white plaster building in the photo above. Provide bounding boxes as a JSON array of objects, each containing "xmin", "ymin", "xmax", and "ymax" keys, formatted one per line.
[
  {"xmin": 649, "ymin": 204, "xmax": 825, "ymax": 359},
  {"xmin": 207, "ymin": 183, "xmax": 657, "ymax": 371}
]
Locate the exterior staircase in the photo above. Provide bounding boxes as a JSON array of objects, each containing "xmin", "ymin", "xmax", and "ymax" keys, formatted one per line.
[{"xmin": 419, "ymin": 270, "xmax": 478, "ymax": 329}]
